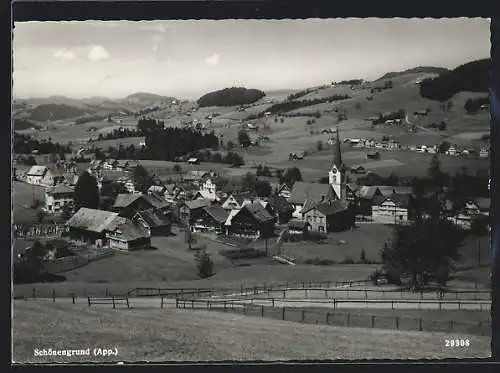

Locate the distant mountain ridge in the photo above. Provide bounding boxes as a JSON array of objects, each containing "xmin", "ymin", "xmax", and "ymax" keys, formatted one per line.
[{"xmin": 376, "ymin": 66, "xmax": 450, "ymax": 81}]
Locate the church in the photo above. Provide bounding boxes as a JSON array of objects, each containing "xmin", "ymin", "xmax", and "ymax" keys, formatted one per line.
[{"xmin": 288, "ymin": 128, "xmax": 356, "ymax": 232}]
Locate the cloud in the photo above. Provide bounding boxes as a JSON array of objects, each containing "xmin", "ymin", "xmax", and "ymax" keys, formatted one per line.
[
  {"xmin": 53, "ymin": 49, "xmax": 75, "ymax": 60},
  {"xmin": 204, "ymin": 53, "xmax": 220, "ymax": 67},
  {"xmin": 88, "ymin": 45, "xmax": 110, "ymax": 62}
]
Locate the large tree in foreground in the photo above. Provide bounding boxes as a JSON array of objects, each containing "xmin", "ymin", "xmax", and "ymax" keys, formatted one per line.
[
  {"xmin": 74, "ymin": 171, "xmax": 99, "ymax": 212},
  {"xmin": 381, "ymin": 217, "xmax": 464, "ymax": 289}
]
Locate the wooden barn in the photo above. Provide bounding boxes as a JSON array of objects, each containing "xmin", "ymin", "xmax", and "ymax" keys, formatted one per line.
[
  {"xmin": 65, "ymin": 208, "xmax": 119, "ymax": 246},
  {"xmin": 132, "ymin": 208, "xmax": 172, "ymax": 236},
  {"xmin": 192, "ymin": 205, "xmax": 229, "ymax": 233},
  {"xmin": 227, "ymin": 202, "xmax": 276, "ymax": 239}
]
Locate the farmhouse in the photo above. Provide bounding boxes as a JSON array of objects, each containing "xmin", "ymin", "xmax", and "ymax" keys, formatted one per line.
[
  {"xmin": 26, "ymin": 166, "xmax": 62, "ymax": 186},
  {"xmin": 105, "ymin": 216, "xmax": 151, "ymax": 251},
  {"xmin": 221, "ymin": 192, "xmax": 254, "ymax": 211},
  {"xmin": 358, "ymin": 186, "xmax": 385, "ymax": 216},
  {"xmin": 276, "ymin": 183, "xmax": 292, "ymax": 200},
  {"xmin": 147, "ymin": 185, "xmax": 166, "ymax": 195},
  {"xmin": 65, "ymin": 208, "xmax": 119, "ymax": 246},
  {"xmin": 184, "ymin": 170, "xmax": 209, "ymax": 185},
  {"xmin": 103, "ymin": 159, "xmax": 118, "ymax": 170},
  {"xmin": 132, "ymin": 208, "xmax": 172, "ymax": 236},
  {"xmin": 289, "ymin": 182, "xmax": 336, "ymax": 219},
  {"xmin": 187, "ymin": 157, "xmax": 199, "ymax": 165},
  {"xmin": 44, "ymin": 184, "xmax": 74, "ymax": 213},
  {"xmin": 226, "ymin": 202, "xmax": 276, "ymax": 239},
  {"xmin": 164, "ymin": 184, "xmax": 186, "ymax": 203},
  {"xmin": 192, "ymin": 205, "xmax": 229, "ymax": 233},
  {"xmin": 179, "ymin": 198, "xmax": 213, "ymax": 226},
  {"xmin": 113, "ymin": 193, "xmax": 170, "ymax": 218},
  {"xmin": 372, "ymin": 193, "xmax": 411, "ymax": 224},
  {"xmin": 302, "ymin": 200, "xmax": 352, "ymax": 232}
]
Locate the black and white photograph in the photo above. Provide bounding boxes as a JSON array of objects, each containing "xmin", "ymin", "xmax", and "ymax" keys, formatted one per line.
[{"xmin": 11, "ymin": 17, "xmax": 492, "ymax": 362}]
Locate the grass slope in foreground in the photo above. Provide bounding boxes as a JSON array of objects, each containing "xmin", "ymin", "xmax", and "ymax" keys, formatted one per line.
[{"xmin": 13, "ymin": 301, "xmax": 490, "ymax": 362}]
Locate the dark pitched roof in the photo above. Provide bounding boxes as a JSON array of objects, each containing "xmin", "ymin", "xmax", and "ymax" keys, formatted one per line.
[
  {"xmin": 134, "ymin": 209, "xmax": 171, "ymax": 228},
  {"xmin": 376, "ymin": 193, "xmax": 410, "ymax": 208},
  {"xmin": 303, "ymin": 200, "xmax": 349, "ymax": 216},
  {"xmin": 66, "ymin": 208, "xmax": 119, "ymax": 233},
  {"xmin": 184, "ymin": 198, "xmax": 212, "ymax": 210},
  {"xmin": 47, "ymin": 184, "xmax": 74, "ymax": 195},
  {"xmin": 203, "ymin": 205, "xmax": 229, "ymax": 224},
  {"xmin": 113, "ymin": 193, "xmax": 142, "ymax": 208},
  {"xmin": 289, "ymin": 182, "xmax": 334, "ymax": 205},
  {"xmin": 106, "ymin": 217, "xmax": 150, "ymax": 241},
  {"xmin": 242, "ymin": 202, "xmax": 274, "ymax": 223},
  {"xmin": 144, "ymin": 193, "xmax": 170, "ymax": 210}
]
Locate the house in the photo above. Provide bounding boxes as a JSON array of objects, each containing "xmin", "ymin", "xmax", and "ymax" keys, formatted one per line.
[
  {"xmin": 192, "ymin": 205, "xmax": 229, "ymax": 233},
  {"xmin": 302, "ymin": 200, "xmax": 353, "ymax": 232},
  {"xmin": 65, "ymin": 208, "xmax": 119, "ymax": 246},
  {"xmin": 447, "ymin": 213, "xmax": 473, "ymax": 230},
  {"xmin": 113, "ymin": 193, "xmax": 170, "ymax": 218},
  {"xmin": 479, "ymin": 148, "xmax": 490, "ymax": 158},
  {"xmin": 132, "ymin": 208, "xmax": 171, "ymax": 236},
  {"xmin": 446, "ymin": 146, "xmax": 457, "ymax": 156},
  {"xmin": 358, "ymin": 186, "xmax": 384, "ymax": 216},
  {"xmin": 179, "ymin": 198, "xmax": 213, "ymax": 227},
  {"xmin": 26, "ymin": 166, "xmax": 51, "ymax": 186},
  {"xmin": 287, "ymin": 219, "xmax": 311, "ymax": 237},
  {"xmin": 276, "ymin": 183, "xmax": 292, "ymax": 200},
  {"xmin": 105, "ymin": 216, "xmax": 151, "ymax": 251},
  {"xmin": 226, "ymin": 202, "xmax": 276, "ymax": 239},
  {"xmin": 183, "ymin": 170, "xmax": 209, "ymax": 185},
  {"xmin": 103, "ymin": 159, "xmax": 118, "ymax": 170},
  {"xmin": 350, "ymin": 165, "xmax": 366, "ymax": 174},
  {"xmin": 194, "ymin": 178, "xmax": 219, "ymax": 201},
  {"xmin": 288, "ymin": 182, "xmax": 336, "ymax": 219},
  {"xmin": 345, "ymin": 183, "xmax": 359, "ymax": 206},
  {"xmin": 164, "ymin": 184, "xmax": 186, "ymax": 203},
  {"xmin": 147, "ymin": 185, "xmax": 166, "ymax": 195},
  {"xmin": 187, "ymin": 157, "xmax": 199, "ymax": 165},
  {"xmin": 221, "ymin": 192, "xmax": 254, "ymax": 211},
  {"xmin": 45, "ymin": 185, "xmax": 74, "ymax": 213},
  {"xmin": 372, "ymin": 193, "xmax": 411, "ymax": 224}
]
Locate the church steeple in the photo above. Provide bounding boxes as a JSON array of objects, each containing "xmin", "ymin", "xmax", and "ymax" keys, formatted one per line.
[{"xmin": 329, "ymin": 126, "xmax": 346, "ymax": 202}]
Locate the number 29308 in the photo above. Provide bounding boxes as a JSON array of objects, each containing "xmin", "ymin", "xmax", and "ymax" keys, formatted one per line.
[{"xmin": 445, "ymin": 339, "xmax": 470, "ymax": 347}]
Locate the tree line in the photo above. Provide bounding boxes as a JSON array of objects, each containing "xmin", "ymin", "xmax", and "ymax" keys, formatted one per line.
[
  {"xmin": 13, "ymin": 132, "xmax": 72, "ymax": 155},
  {"xmin": 258, "ymin": 94, "xmax": 351, "ymax": 116},
  {"xmin": 464, "ymin": 97, "xmax": 489, "ymax": 114},
  {"xmin": 197, "ymin": 87, "xmax": 266, "ymax": 108}
]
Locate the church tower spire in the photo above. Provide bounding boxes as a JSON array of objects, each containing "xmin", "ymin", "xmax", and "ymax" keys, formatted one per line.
[{"xmin": 328, "ymin": 126, "xmax": 346, "ymax": 201}]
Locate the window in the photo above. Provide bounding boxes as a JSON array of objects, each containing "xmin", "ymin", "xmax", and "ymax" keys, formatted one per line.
[{"xmin": 319, "ymin": 226, "xmax": 324, "ymax": 232}]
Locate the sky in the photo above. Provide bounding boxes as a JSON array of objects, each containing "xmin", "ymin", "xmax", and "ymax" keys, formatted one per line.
[{"xmin": 13, "ymin": 18, "xmax": 490, "ymax": 100}]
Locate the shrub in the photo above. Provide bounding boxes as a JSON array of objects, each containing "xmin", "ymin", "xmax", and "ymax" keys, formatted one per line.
[
  {"xmin": 340, "ymin": 257, "xmax": 355, "ymax": 264},
  {"xmin": 304, "ymin": 257, "xmax": 337, "ymax": 265},
  {"xmin": 194, "ymin": 249, "xmax": 214, "ymax": 278}
]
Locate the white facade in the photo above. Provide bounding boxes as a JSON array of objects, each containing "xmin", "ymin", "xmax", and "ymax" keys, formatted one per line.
[
  {"xmin": 329, "ymin": 165, "xmax": 344, "ymax": 202},
  {"xmin": 372, "ymin": 200, "xmax": 408, "ymax": 224},
  {"xmin": 45, "ymin": 190, "xmax": 74, "ymax": 213}
]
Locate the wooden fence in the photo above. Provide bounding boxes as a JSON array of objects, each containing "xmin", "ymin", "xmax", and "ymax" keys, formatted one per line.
[
  {"xmin": 88, "ymin": 296, "xmax": 130, "ymax": 309},
  {"xmin": 175, "ymin": 298, "xmax": 491, "ymax": 337}
]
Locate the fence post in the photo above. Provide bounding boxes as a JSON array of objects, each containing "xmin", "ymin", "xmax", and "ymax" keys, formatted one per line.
[
  {"xmin": 126, "ymin": 297, "xmax": 130, "ymax": 309},
  {"xmin": 162, "ymin": 297, "xmax": 165, "ymax": 309},
  {"xmin": 32, "ymin": 288, "xmax": 36, "ymax": 300},
  {"xmin": 72, "ymin": 293, "xmax": 75, "ymax": 304},
  {"xmin": 347, "ymin": 314, "xmax": 350, "ymax": 327},
  {"xmin": 326, "ymin": 312, "xmax": 330, "ymax": 325},
  {"xmin": 272, "ymin": 299, "xmax": 275, "ymax": 307},
  {"xmin": 395, "ymin": 316, "xmax": 399, "ymax": 330},
  {"xmin": 418, "ymin": 318, "xmax": 423, "ymax": 331},
  {"xmin": 371, "ymin": 315, "xmax": 375, "ymax": 328},
  {"xmin": 333, "ymin": 299, "xmax": 337, "ymax": 311},
  {"xmin": 208, "ymin": 301, "xmax": 211, "ymax": 310},
  {"xmin": 301, "ymin": 309, "xmax": 305, "ymax": 323},
  {"xmin": 261, "ymin": 305, "xmax": 264, "ymax": 317},
  {"xmin": 283, "ymin": 289, "xmax": 286, "ymax": 299},
  {"xmin": 302, "ymin": 281, "xmax": 305, "ymax": 288},
  {"xmin": 282, "ymin": 307, "xmax": 285, "ymax": 320},
  {"xmin": 458, "ymin": 302, "xmax": 461, "ymax": 311},
  {"xmin": 365, "ymin": 290, "xmax": 368, "ymax": 300},
  {"xmin": 88, "ymin": 297, "xmax": 91, "ymax": 307},
  {"xmin": 52, "ymin": 289, "xmax": 56, "ymax": 303},
  {"xmin": 112, "ymin": 296, "xmax": 116, "ymax": 309},
  {"xmin": 391, "ymin": 301, "xmax": 394, "ymax": 310},
  {"xmin": 254, "ymin": 286, "xmax": 257, "ymax": 295}
]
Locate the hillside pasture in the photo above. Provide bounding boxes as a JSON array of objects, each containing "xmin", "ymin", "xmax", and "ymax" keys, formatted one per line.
[
  {"xmin": 13, "ymin": 301, "xmax": 489, "ymax": 362},
  {"xmin": 90, "ymin": 137, "xmax": 145, "ymax": 150}
]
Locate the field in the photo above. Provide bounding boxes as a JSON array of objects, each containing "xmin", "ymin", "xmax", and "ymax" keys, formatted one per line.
[{"xmin": 12, "ymin": 301, "xmax": 490, "ymax": 362}]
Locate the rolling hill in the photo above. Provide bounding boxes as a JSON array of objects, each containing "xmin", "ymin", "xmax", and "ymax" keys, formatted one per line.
[
  {"xmin": 13, "ymin": 118, "xmax": 41, "ymax": 131},
  {"xmin": 28, "ymin": 103, "xmax": 92, "ymax": 122},
  {"xmin": 376, "ymin": 66, "xmax": 450, "ymax": 81}
]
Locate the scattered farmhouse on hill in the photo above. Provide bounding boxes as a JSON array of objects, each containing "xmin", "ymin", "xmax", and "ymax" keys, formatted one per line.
[{"xmin": 44, "ymin": 184, "xmax": 74, "ymax": 213}]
